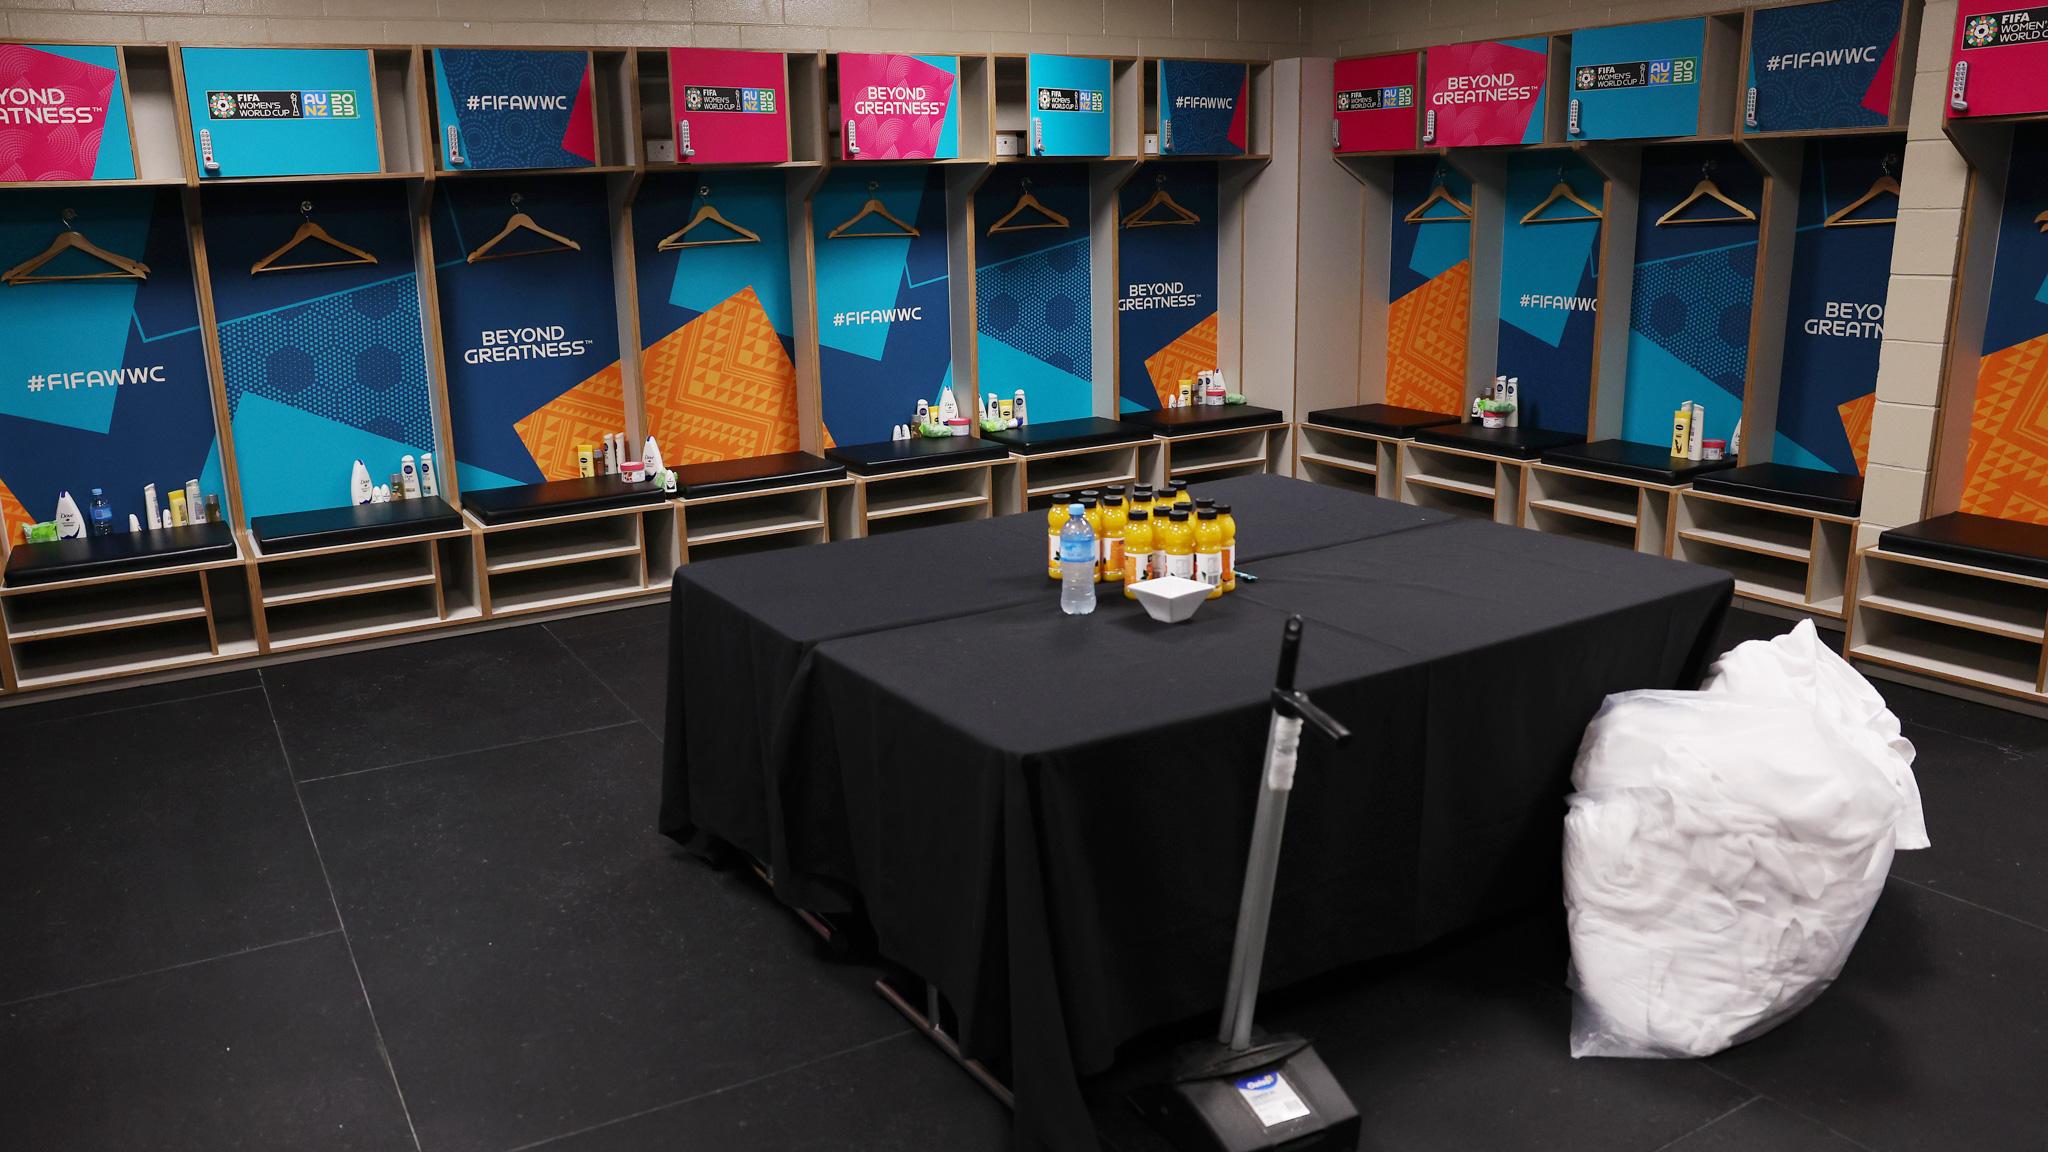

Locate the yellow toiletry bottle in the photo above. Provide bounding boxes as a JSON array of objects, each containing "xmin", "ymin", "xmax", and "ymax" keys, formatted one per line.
[
  {"xmin": 1194, "ymin": 507, "xmax": 1224, "ymax": 599},
  {"xmin": 1162, "ymin": 508, "xmax": 1195, "ymax": 580},
  {"xmin": 1101, "ymin": 495, "xmax": 1128, "ymax": 584},
  {"xmin": 1123, "ymin": 509, "xmax": 1153, "ymax": 598},
  {"xmin": 1216, "ymin": 503, "xmax": 1237, "ymax": 592},
  {"xmin": 1046, "ymin": 494, "xmax": 1071, "ymax": 580}
]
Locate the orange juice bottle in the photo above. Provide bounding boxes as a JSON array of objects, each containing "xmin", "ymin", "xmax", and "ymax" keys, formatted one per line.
[
  {"xmin": 1078, "ymin": 494, "xmax": 1104, "ymax": 582},
  {"xmin": 1046, "ymin": 494, "xmax": 1072, "ymax": 579},
  {"xmin": 1131, "ymin": 485, "xmax": 1155, "ymax": 519},
  {"xmin": 1194, "ymin": 507, "xmax": 1224, "ymax": 599},
  {"xmin": 1216, "ymin": 502, "xmax": 1237, "ymax": 592},
  {"xmin": 1161, "ymin": 508, "xmax": 1195, "ymax": 580},
  {"xmin": 1122, "ymin": 509, "xmax": 1154, "ymax": 597},
  {"xmin": 1101, "ymin": 495, "xmax": 1128, "ymax": 584},
  {"xmin": 1171, "ymin": 480, "xmax": 1193, "ymax": 509}
]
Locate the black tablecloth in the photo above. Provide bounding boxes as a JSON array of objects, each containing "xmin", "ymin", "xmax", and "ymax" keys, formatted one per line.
[{"xmin": 660, "ymin": 476, "xmax": 1730, "ymax": 1151}]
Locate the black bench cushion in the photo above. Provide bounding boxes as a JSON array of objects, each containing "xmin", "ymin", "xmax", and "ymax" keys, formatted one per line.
[
  {"xmin": 825, "ymin": 436, "xmax": 1012, "ymax": 476},
  {"xmin": 1414, "ymin": 423, "xmax": 1585, "ymax": 461},
  {"xmin": 4, "ymin": 521, "xmax": 237, "ymax": 587},
  {"xmin": 1305, "ymin": 403, "xmax": 1461, "ymax": 439},
  {"xmin": 980, "ymin": 417, "xmax": 1152, "ymax": 456},
  {"xmin": 251, "ymin": 497, "xmax": 462, "ymax": 553},
  {"xmin": 674, "ymin": 451, "xmax": 845, "ymax": 499},
  {"xmin": 462, "ymin": 475, "xmax": 670, "ymax": 526},
  {"xmin": 1117, "ymin": 404, "xmax": 1285, "ymax": 437},
  {"xmin": 1692, "ymin": 463, "xmax": 1862, "ymax": 517},
  {"xmin": 1879, "ymin": 512, "xmax": 2048, "ymax": 579},
  {"xmin": 1542, "ymin": 438, "xmax": 1738, "ymax": 484}
]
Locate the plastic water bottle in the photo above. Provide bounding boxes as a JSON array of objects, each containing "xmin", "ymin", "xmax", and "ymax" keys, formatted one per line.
[
  {"xmin": 1059, "ymin": 503, "xmax": 1097, "ymax": 616},
  {"xmin": 87, "ymin": 488, "xmax": 113, "ymax": 536}
]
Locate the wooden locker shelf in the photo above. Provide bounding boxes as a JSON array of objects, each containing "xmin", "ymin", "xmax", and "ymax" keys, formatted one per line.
[
  {"xmin": 1674, "ymin": 489, "xmax": 1856, "ymax": 619},
  {"xmin": 1521, "ymin": 463, "xmax": 1677, "ymax": 556},
  {"xmin": 1847, "ymin": 548, "xmax": 2048, "ymax": 707}
]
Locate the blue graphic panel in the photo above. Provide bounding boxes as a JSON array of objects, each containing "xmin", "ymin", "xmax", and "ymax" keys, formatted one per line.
[
  {"xmin": 634, "ymin": 172, "xmax": 794, "ymax": 343},
  {"xmin": 203, "ymin": 182, "xmax": 434, "ymax": 517},
  {"xmin": 1980, "ymin": 124, "xmax": 2048, "ymax": 360},
  {"xmin": 180, "ymin": 47, "xmax": 382, "ymax": 178},
  {"xmin": 1623, "ymin": 144, "xmax": 1762, "ymax": 448},
  {"xmin": 1118, "ymin": 163, "xmax": 1219, "ymax": 412},
  {"xmin": 1027, "ymin": 55, "xmax": 1112, "ymax": 156},
  {"xmin": 1746, "ymin": 0, "xmax": 1900, "ymax": 133},
  {"xmin": 432, "ymin": 176, "xmax": 620, "ymax": 489},
  {"xmin": 975, "ymin": 165, "xmax": 1093, "ymax": 422},
  {"xmin": 813, "ymin": 167, "xmax": 953, "ymax": 444},
  {"xmin": 1390, "ymin": 158, "xmax": 1471, "ymax": 300},
  {"xmin": 1569, "ymin": 18, "xmax": 1706, "ymax": 141},
  {"xmin": 0, "ymin": 187, "xmax": 220, "ymax": 536},
  {"xmin": 1775, "ymin": 138, "xmax": 1900, "ymax": 474},
  {"xmin": 1159, "ymin": 60, "xmax": 1248, "ymax": 156},
  {"xmin": 433, "ymin": 48, "xmax": 596, "ymax": 171},
  {"xmin": 1497, "ymin": 154, "xmax": 1603, "ymax": 435}
]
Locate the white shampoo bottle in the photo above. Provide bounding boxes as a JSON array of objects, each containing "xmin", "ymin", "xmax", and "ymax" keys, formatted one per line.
[{"xmin": 351, "ymin": 459, "xmax": 374, "ymax": 505}]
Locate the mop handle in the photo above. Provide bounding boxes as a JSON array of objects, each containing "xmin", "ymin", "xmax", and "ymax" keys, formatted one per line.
[{"xmin": 1217, "ymin": 618, "xmax": 1351, "ymax": 1051}]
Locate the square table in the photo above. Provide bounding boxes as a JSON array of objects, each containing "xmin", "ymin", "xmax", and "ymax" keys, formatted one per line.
[{"xmin": 660, "ymin": 477, "xmax": 1730, "ymax": 1151}]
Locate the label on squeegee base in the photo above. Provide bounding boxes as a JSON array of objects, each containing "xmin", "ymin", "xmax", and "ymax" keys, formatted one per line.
[{"xmin": 1235, "ymin": 1071, "xmax": 1312, "ymax": 1128}]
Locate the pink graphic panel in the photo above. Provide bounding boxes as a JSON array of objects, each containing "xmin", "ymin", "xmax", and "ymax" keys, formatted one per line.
[
  {"xmin": 837, "ymin": 53, "xmax": 956, "ymax": 160},
  {"xmin": 0, "ymin": 44, "xmax": 125, "ymax": 181},
  {"xmin": 1950, "ymin": 3, "xmax": 2048, "ymax": 119},
  {"xmin": 1334, "ymin": 52, "xmax": 1420, "ymax": 153},
  {"xmin": 668, "ymin": 48, "xmax": 790, "ymax": 164},
  {"xmin": 1424, "ymin": 39, "xmax": 1550, "ymax": 147}
]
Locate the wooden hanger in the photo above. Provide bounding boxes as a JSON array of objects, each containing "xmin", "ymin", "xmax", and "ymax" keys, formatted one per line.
[
  {"xmin": 658, "ymin": 186, "xmax": 761, "ymax": 250},
  {"xmin": 252, "ymin": 200, "xmax": 379, "ymax": 274},
  {"xmin": 4, "ymin": 209, "xmax": 150, "ymax": 285},
  {"xmin": 1121, "ymin": 174, "xmax": 1201, "ymax": 229},
  {"xmin": 1403, "ymin": 166, "xmax": 1473, "ymax": 224},
  {"xmin": 828, "ymin": 182, "xmax": 920, "ymax": 239},
  {"xmin": 988, "ymin": 178, "xmax": 1070, "ymax": 235},
  {"xmin": 1657, "ymin": 161, "xmax": 1756, "ymax": 226},
  {"xmin": 1826, "ymin": 154, "xmax": 1900, "ymax": 229},
  {"xmin": 1520, "ymin": 169, "xmax": 1603, "ymax": 225},
  {"xmin": 468, "ymin": 193, "xmax": 582, "ymax": 263}
]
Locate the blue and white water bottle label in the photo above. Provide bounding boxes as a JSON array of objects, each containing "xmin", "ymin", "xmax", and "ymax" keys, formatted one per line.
[{"xmin": 1235, "ymin": 1071, "xmax": 1311, "ymax": 1128}]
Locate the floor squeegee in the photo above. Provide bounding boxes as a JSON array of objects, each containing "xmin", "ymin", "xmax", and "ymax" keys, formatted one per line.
[{"xmin": 1133, "ymin": 615, "xmax": 1362, "ymax": 1152}]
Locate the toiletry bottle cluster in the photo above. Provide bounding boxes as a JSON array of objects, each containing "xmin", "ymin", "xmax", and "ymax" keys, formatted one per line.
[
  {"xmin": 576, "ymin": 433, "xmax": 677, "ymax": 492},
  {"xmin": 350, "ymin": 453, "xmax": 442, "ymax": 506},
  {"xmin": 892, "ymin": 384, "xmax": 1027, "ymax": 441},
  {"xmin": 1165, "ymin": 369, "xmax": 1229, "ymax": 409},
  {"xmin": 1046, "ymin": 482, "xmax": 1238, "ymax": 601},
  {"xmin": 1669, "ymin": 400, "xmax": 1735, "ymax": 462},
  {"xmin": 1473, "ymin": 375, "xmax": 1520, "ymax": 427},
  {"xmin": 24, "ymin": 477, "xmax": 223, "ymax": 545}
]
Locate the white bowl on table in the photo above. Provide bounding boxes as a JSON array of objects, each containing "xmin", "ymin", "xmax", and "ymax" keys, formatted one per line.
[{"xmin": 1128, "ymin": 576, "xmax": 1211, "ymax": 623}]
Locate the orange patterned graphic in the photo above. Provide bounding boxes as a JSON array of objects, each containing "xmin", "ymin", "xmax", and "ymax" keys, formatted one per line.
[
  {"xmin": 1837, "ymin": 392, "xmax": 1875, "ymax": 475},
  {"xmin": 514, "ymin": 361, "xmax": 628, "ymax": 482},
  {"xmin": 1144, "ymin": 312, "xmax": 1220, "ymax": 407},
  {"xmin": 643, "ymin": 287, "xmax": 802, "ymax": 465},
  {"xmin": 1960, "ymin": 334, "xmax": 2048, "ymax": 525},
  {"xmin": 1386, "ymin": 260, "xmax": 1470, "ymax": 416},
  {"xmin": 0, "ymin": 477, "xmax": 28, "ymax": 546}
]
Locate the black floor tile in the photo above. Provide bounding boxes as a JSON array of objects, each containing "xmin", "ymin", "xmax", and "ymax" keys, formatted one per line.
[
  {"xmin": 262, "ymin": 625, "xmax": 632, "ymax": 779},
  {"xmin": 0, "ymin": 667, "xmax": 261, "ymax": 729},
  {"xmin": 1872, "ymin": 679, "xmax": 2048, "ymax": 759},
  {"xmin": 1706, "ymin": 880, "xmax": 2048, "ymax": 1152},
  {"xmin": 549, "ymin": 618, "xmax": 669, "ymax": 733},
  {"xmin": 0, "ymin": 931, "xmax": 413, "ymax": 1151},
  {"xmin": 0, "ymin": 688, "xmax": 334, "ymax": 1005},
  {"xmin": 1660, "ymin": 1098, "xmax": 1864, "ymax": 1151},
  {"xmin": 1889, "ymin": 722, "xmax": 2046, "ymax": 930},
  {"xmin": 530, "ymin": 1031, "xmax": 1006, "ymax": 1152},
  {"xmin": 300, "ymin": 725, "xmax": 905, "ymax": 1152},
  {"xmin": 544, "ymin": 602, "xmax": 666, "ymax": 643},
  {"xmin": 1091, "ymin": 916, "xmax": 1750, "ymax": 1152}
]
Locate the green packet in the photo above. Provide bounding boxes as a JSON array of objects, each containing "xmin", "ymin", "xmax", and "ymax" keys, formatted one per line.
[{"xmin": 24, "ymin": 520, "xmax": 58, "ymax": 543}]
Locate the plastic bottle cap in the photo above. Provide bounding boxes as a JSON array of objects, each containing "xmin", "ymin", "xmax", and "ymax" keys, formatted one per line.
[
  {"xmin": 1129, "ymin": 509, "xmax": 1148, "ymax": 520},
  {"xmin": 91, "ymin": 488, "xmax": 103, "ymax": 496},
  {"xmin": 1169, "ymin": 508, "xmax": 1189, "ymax": 520},
  {"xmin": 1197, "ymin": 507, "xmax": 1217, "ymax": 519},
  {"xmin": 1195, "ymin": 498, "xmax": 1215, "ymax": 508},
  {"xmin": 1104, "ymin": 495, "xmax": 1123, "ymax": 506},
  {"xmin": 1215, "ymin": 504, "xmax": 1232, "ymax": 514},
  {"xmin": 1068, "ymin": 503, "xmax": 1085, "ymax": 516},
  {"xmin": 1052, "ymin": 492, "xmax": 1072, "ymax": 503},
  {"xmin": 1080, "ymin": 489, "xmax": 1101, "ymax": 499},
  {"xmin": 1078, "ymin": 495, "xmax": 1098, "ymax": 507},
  {"xmin": 1106, "ymin": 485, "xmax": 1126, "ymax": 495}
]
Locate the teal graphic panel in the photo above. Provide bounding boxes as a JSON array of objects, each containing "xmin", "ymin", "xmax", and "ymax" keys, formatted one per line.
[
  {"xmin": 0, "ymin": 187, "xmax": 221, "ymax": 540},
  {"xmin": 1026, "ymin": 55, "xmax": 1112, "ymax": 156},
  {"xmin": 975, "ymin": 166, "xmax": 1093, "ymax": 423},
  {"xmin": 1569, "ymin": 18, "xmax": 1706, "ymax": 141},
  {"xmin": 813, "ymin": 167, "xmax": 953, "ymax": 444},
  {"xmin": 203, "ymin": 183, "xmax": 434, "ymax": 518},
  {"xmin": 180, "ymin": 47, "xmax": 382, "ymax": 179},
  {"xmin": 1496, "ymin": 155, "xmax": 1602, "ymax": 435}
]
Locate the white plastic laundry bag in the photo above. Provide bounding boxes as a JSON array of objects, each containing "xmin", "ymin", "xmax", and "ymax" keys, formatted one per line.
[{"xmin": 1563, "ymin": 620, "xmax": 1927, "ymax": 1058}]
